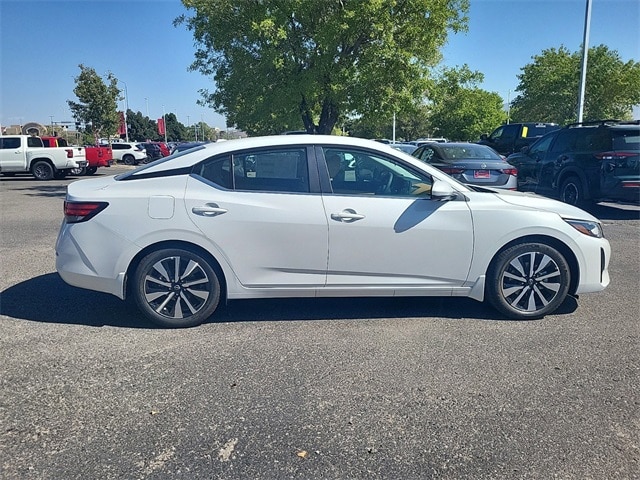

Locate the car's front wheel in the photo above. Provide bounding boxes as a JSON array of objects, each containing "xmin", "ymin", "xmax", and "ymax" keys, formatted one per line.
[
  {"xmin": 123, "ymin": 154, "xmax": 136, "ymax": 165},
  {"xmin": 486, "ymin": 242, "xmax": 570, "ymax": 319},
  {"xmin": 133, "ymin": 247, "xmax": 221, "ymax": 328}
]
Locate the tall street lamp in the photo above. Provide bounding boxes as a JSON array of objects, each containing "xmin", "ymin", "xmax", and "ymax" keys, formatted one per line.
[{"xmin": 120, "ymin": 80, "xmax": 129, "ymax": 142}]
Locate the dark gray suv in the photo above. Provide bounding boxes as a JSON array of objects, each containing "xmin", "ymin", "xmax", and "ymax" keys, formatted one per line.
[{"xmin": 507, "ymin": 120, "xmax": 640, "ymax": 205}]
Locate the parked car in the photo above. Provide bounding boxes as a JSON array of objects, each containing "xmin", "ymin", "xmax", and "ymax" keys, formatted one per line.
[
  {"xmin": 390, "ymin": 143, "xmax": 418, "ymax": 155},
  {"xmin": 171, "ymin": 141, "xmax": 208, "ymax": 154},
  {"xmin": 406, "ymin": 137, "xmax": 449, "ymax": 146},
  {"xmin": 140, "ymin": 143, "xmax": 164, "ymax": 163},
  {"xmin": 78, "ymin": 145, "xmax": 113, "ymax": 175},
  {"xmin": 56, "ymin": 135, "xmax": 610, "ymax": 328},
  {"xmin": 110, "ymin": 142, "xmax": 147, "ymax": 165},
  {"xmin": 479, "ymin": 123, "xmax": 560, "ymax": 156},
  {"xmin": 412, "ymin": 142, "xmax": 517, "ymax": 190},
  {"xmin": 506, "ymin": 120, "xmax": 640, "ymax": 205}
]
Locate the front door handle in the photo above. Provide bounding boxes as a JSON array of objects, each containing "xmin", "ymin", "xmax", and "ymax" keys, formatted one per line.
[
  {"xmin": 331, "ymin": 209, "xmax": 365, "ymax": 223},
  {"xmin": 192, "ymin": 203, "xmax": 228, "ymax": 217}
]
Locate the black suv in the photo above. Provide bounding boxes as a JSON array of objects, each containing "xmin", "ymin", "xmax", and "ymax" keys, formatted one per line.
[
  {"xmin": 478, "ymin": 122, "xmax": 560, "ymax": 156},
  {"xmin": 507, "ymin": 120, "xmax": 640, "ymax": 205}
]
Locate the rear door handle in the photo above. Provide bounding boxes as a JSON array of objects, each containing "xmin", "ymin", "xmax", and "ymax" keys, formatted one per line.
[
  {"xmin": 331, "ymin": 209, "xmax": 365, "ymax": 223},
  {"xmin": 192, "ymin": 203, "xmax": 228, "ymax": 217}
]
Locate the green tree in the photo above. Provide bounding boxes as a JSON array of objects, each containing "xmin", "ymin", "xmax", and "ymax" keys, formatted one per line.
[
  {"xmin": 68, "ymin": 64, "xmax": 121, "ymax": 142},
  {"xmin": 127, "ymin": 110, "xmax": 159, "ymax": 141},
  {"xmin": 176, "ymin": 0, "xmax": 468, "ymax": 135},
  {"xmin": 428, "ymin": 65, "xmax": 505, "ymax": 141},
  {"xmin": 346, "ymin": 104, "xmax": 434, "ymax": 141},
  {"xmin": 511, "ymin": 45, "xmax": 640, "ymax": 125}
]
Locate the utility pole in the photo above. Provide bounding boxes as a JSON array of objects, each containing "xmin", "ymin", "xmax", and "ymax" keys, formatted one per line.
[{"xmin": 577, "ymin": 0, "xmax": 592, "ymax": 123}]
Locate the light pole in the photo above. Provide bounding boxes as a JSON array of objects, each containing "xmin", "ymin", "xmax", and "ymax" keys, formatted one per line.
[
  {"xmin": 162, "ymin": 105, "xmax": 168, "ymax": 143},
  {"xmin": 577, "ymin": 0, "xmax": 592, "ymax": 123},
  {"xmin": 506, "ymin": 90, "xmax": 511, "ymax": 124},
  {"xmin": 145, "ymin": 97, "xmax": 149, "ymax": 118},
  {"xmin": 120, "ymin": 80, "xmax": 129, "ymax": 142}
]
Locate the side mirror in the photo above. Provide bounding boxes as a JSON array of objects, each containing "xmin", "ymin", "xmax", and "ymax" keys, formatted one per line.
[
  {"xmin": 520, "ymin": 145, "xmax": 530, "ymax": 154},
  {"xmin": 431, "ymin": 179, "xmax": 457, "ymax": 201},
  {"xmin": 480, "ymin": 133, "xmax": 488, "ymax": 141}
]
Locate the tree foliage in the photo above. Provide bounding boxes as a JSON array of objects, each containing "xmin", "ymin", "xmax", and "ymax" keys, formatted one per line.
[
  {"xmin": 177, "ymin": 0, "xmax": 468, "ymax": 135},
  {"xmin": 511, "ymin": 45, "xmax": 640, "ymax": 125},
  {"xmin": 428, "ymin": 65, "xmax": 505, "ymax": 141},
  {"xmin": 67, "ymin": 64, "xmax": 121, "ymax": 142}
]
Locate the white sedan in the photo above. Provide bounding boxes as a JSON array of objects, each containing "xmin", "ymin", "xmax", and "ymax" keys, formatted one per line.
[{"xmin": 56, "ymin": 135, "xmax": 611, "ymax": 328}]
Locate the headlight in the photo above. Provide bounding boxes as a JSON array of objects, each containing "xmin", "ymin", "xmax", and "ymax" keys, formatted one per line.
[{"xmin": 564, "ymin": 218, "xmax": 604, "ymax": 238}]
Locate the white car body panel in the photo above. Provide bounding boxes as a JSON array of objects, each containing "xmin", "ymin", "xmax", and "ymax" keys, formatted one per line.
[
  {"xmin": 321, "ymin": 194, "xmax": 473, "ymax": 288},
  {"xmin": 184, "ymin": 175, "xmax": 329, "ymax": 288}
]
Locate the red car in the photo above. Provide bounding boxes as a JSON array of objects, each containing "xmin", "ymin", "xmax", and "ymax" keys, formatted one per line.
[{"xmin": 40, "ymin": 136, "xmax": 112, "ymax": 175}]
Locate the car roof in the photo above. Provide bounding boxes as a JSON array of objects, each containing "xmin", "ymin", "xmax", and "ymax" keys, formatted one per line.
[{"xmin": 120, "ymin": 134, "xmax": 470, "ymax": 188}]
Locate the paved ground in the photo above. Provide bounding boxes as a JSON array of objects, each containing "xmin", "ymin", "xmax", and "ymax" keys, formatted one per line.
[{"xmin": 1, "ymin": 168, "xmax": 638, "ymax": 479}]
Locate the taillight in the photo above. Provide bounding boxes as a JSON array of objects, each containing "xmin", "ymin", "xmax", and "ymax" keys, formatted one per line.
[
  {"xmin": 501, "ymin": 167, "xmax": 518, "ymax": 175},
  {"xmin": 65, "ymin": 149, "xmax": 73, "ymax": 158},
  {"xmin": 441, "ymin": 167, "xmax": 465, "ymax": 175},
  {"xmin": 64, "ymin": 201, "xmax": 108, "ymax": 223},
  {"xmin": 595, "ymin": 151, "xmax": 638, "ymax": 161}
]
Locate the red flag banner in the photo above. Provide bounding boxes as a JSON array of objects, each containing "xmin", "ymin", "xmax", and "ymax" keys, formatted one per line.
[
  {"xmin": 117, "ymin": 112, "xmax": 126, "ymax": 135},
  {"xmin": 158, "ymin": 118, "xmax": 165, "ymax": 135}
]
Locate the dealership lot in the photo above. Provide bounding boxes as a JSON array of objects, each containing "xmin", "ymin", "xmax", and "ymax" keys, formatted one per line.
[{"xmin": 1, "ymin": 168, "xmax": 638, "ymax": 479}]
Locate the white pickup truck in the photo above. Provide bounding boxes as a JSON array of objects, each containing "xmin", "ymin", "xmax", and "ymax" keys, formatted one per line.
[{"xmin": 0, "ymin": 135, "xmax": 87, "ymax": 180}]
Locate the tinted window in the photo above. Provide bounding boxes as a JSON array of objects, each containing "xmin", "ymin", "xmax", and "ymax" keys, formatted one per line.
[
  {"xmin": 527, "ymin": 124, "xmax": 555, "ymax": 137},
  {"xmin": 234, "ymin": 148, "xmax": 309, "ymax": 193},
  {"xmin": 550, "ymin": 130, "xmax": 581, "ymax": 153},
  {"xmin": 612, "ymin": 130, "xmax": 640, "ymax": 151},
  {"xmin": 439, "ymin": 145, "xmax": 501, "ymax": 160},
  {"xmin": 529, "ymin": 134, "xmax": 554, "ymax": 156},
  {"xmin": 0, "ymin": 138, "xmax": 21, "ymax": 149},
  {"xmin": 27, "ymin": 137, "xmax": 43, "ymax": 147},
  {"xmin": 489, "ymin": 124, "xmax": 519, "ymax": 141},
  {"xmin": 112, "ymin": 144, "xmax": 126, "ymax": 150},
  {"xmin": 196, "ymin": 155, "xmax": 233, "ymax": 189},
  {"xmin": 323, "ymin": 147, "xmax": 432, "ymax": 197}
]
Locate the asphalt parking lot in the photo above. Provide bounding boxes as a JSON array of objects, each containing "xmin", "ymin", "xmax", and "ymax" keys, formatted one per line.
[{"xmin": 1, "ymin": 167, "xmax": 638, "ymax": 479}]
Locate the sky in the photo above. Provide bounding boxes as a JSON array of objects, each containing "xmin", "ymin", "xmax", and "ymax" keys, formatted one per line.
[{"xmin": 1, "ymin": 0, "xmax": 638, "ymax": 132}]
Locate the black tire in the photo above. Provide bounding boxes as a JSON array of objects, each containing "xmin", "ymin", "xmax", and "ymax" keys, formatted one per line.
[
  {"xmin": 123, "ymin": 154, "xmax": 136, "ymax": 165},
  {"xmin": 133, "ymin": 248, "xmax": 221, "ymax": 328},
  {"xmin": 86, "ymin": 167, "xmax": 98, "ymax": 175},
  {"xmin": 486, "ymin": 242, "xmax": 571, "ymax": 320},
  {"xmin": 560, "ymin": 175, "xmax": 587, "ymax": 206},
  {"xmin": 31, "ymin": 161, "xmax": 54, "ymax": 180},
  {"xmin": 70, "ymin": 167, "xmax": 87, "ymax": 176}
]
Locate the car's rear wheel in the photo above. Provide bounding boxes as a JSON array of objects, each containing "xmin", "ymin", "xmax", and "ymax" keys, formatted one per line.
[
  {"xmin": 31, "ymin": 161, "xmax": 54, "ymax": 180},
  {"xmin": 560, "ymin": 176, "xmax": 587, "ymax": 206},
  {"xmin": 133, "ymin": 248, "xmax": 221, "ymax": 328},
  {"xmin": 123, "ymin": 154, "xmax": 136, "ymax": 165},
  {"xmin": 86, "ymin": 167, "xmax": 98, "ymax": 175},
  {"xmin": 487, "ymin": 242, "xmax": 570, "ymax": 319}
]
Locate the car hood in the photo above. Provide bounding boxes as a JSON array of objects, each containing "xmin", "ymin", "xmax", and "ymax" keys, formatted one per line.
[{"xmin": 491, "ymin": 189, "xmax": 600, "ymax": 221}]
